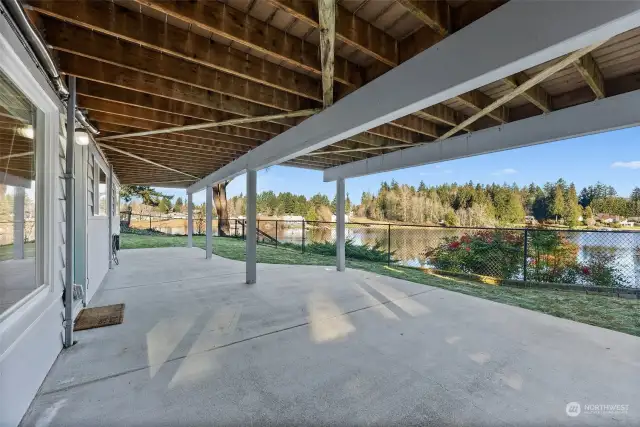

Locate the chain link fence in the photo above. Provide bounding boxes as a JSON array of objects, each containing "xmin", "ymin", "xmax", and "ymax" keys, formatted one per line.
[{"xmin": 121, "ymin": 212, "xmax": 640, "ymax": 290}]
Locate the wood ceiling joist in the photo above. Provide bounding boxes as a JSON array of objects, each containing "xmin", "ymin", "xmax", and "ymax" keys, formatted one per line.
[
  {"xmin": 98, "ymin": 119, "xmax": 364, "ymax": 164},
  {"xmin": 98, "ymin": 123, "xmax": 258, "ymax": 151},
  {"xmin": 27, "ymin": 0, "xmax": 322, "ymax": 101},
  {"xmin": 78, "ymin": 96, "xmax": 271, "ymax": 143},
  {"xmin": 129, "ymin": 0, "xmax": 363, "ymax": 89},
  {"xmin": 45, "ymin": 20, "xmax": 314, "ymax": 112},
  {"xmin": 395, "ymin": 0, "xmax": 450, "ymax": 37},
  {"xmin": 101, "ymin": 141, "xmax": 239, "ymax": 166},
  {"xmin": 75, "ymin": 80, "xmax": 286, "ymax": 137},
  {"xmin": 88, "ymin": 111, "xmax": 268, "ymax": 146},
  {"xmin": 99, "ymin": 144, "xmax": 200, "ymax": 178},
  {"xmin": 56, "ymin": 53, "xmax": 295, "ymax": 120},
  {"xmin": 456, "ymin": 91, "xmax": 509, "ymax": 124},
  {"xmin": 501, "ymin": 72, "xmax": 551, "ymax": 113},
  {"xmin": 573, "ymin": 53, "xmax": 606, "ymax": 99},
  {"xmin": 266, "ymin": 0, "xmax": 398, "ymax": 67}
]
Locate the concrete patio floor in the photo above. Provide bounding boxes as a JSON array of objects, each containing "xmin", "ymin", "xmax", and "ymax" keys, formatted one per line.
[{"xmin": 21, "ymin": 247, "xmax": 640, "ymax": 426}]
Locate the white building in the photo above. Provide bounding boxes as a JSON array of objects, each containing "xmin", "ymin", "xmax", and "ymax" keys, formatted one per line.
[{"xmin": 0, "ymin": 13, "xmax": 119, "ymax": 427}]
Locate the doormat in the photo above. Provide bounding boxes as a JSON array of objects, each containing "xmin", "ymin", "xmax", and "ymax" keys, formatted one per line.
[{"xmin": 74, "ymin": 303, "xmax": 125, "ymax": 331}]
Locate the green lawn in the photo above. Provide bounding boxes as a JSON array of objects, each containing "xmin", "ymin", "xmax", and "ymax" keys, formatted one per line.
[
  {"xmin": 0, "ymin": 242, "xmax": 36, "ymax": 261},
  {"xmin": 120, "ymin": 233, "xmax": 640, "ymax": 337}
]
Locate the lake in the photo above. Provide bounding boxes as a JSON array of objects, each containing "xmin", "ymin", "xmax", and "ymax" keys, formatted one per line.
[{"xmin": 134, "ymin": 218, "xmax": 640, "ymax": 288}]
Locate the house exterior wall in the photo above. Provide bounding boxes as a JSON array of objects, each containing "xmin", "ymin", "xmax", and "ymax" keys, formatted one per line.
[{"xmin": 0, "ymin": 16, "xmax": 119, "ymax": 427}]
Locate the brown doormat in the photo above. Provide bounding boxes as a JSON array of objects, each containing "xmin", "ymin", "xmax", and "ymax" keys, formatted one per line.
[{"xmin": 74, "ymin": 303, "xmax": 125, "ymax": 331}]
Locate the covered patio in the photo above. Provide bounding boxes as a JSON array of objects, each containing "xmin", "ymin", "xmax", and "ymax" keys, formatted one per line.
[{"xmin": 21, "ymin": 247, "xmax": 640, "ymax": 426}]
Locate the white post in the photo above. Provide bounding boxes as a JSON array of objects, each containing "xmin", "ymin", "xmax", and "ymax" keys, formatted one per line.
[
  {"xmin": 107, "ymin": 165, "xmax": 113, "ymax": 269},
  {"xmin": 13, "ymin": 187, "xmax": 25, "ymax": 260},
  {"xmin": 187, "ymin": 192, "xmax": 193, "ymax": 248},
  {"xmin": 246, "ymin": 169, "xmax": 257, "ymax": 284},
  {"xmin": 336, "ymin": 178, "xmax": 346, "ymax": 272},
  {"xmin": 205, "ymin": 186, "xmax": 212, "ymax": 259}
]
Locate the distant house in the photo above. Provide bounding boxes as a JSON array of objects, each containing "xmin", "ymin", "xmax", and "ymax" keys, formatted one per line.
[
  {"xmin": 331, "ymin": 214, "xmax": 350, "ymax": 223},
  {"xmin": 596, "ymin": 214, "xmax": 620, "ymax": 224},
  {"xmin": 620, "ymin": 219, "xmax": 635, "ymax": 227}
]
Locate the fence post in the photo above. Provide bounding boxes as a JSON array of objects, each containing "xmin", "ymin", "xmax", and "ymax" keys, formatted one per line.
[
  {"xmin": 387, "ymin": 223, "xmax": 391, "ymax": 266},
  {"xmin": 275, "ymin": 220, "xmax": 278, "ymax": 248},
  {"xmin": 302, "ymin": 220, "xmax": 306, "ymax": 253},
  {"xmin": 523, "ymin": 228, "xmax": 529, "ymax": 283},
  {"xmin": 149, "ymin": 214, "xmax": 152, "ymax": 230},
  {"xmin": 257, "ymin": 219, "xmax": 260, "ymax": 243},
  {"xmin": 242, "ymin": 220, "xmax": 245, "ymax": 240}
]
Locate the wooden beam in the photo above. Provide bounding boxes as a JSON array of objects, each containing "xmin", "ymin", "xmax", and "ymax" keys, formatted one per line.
[
  {"xmin": 99, "ymin": 144, "xmax": 199, "ymax": 179},
  {"xmin": 438, "ymin": 41, "xmax": 607, "ymax": 141},
  {"xmin": 46, "ymin": 25, "xmax": 313, "ymax": 113},
  {"xmin": 456, "ymin": 91, "xmax": 509, "ymax": 124},
  {"xmin": 97, "ymin": 122, "xmax": 258, "ymax": 151},
  {"xmin": 266, "ymin": 0, "xmax": 397, "ymax": 67},
  {"xmin": 130, "ymin": 0, "xmax": 363, "ymax": 89},
  {"xmin": 78, "ymin": 95, "xmax": 271, "ymax": 143},
  {"xmin": 98, "ymin": 110, "xmax": 319, "ymax": 141},
  {"xmin": 395, "ymin": 0, "xmax": 449, "ymax": 37},
  {"xmin": 57, "ymin": 53, "xmax": 284, "ymax": 119},
  {"xmin": 501, "ymin": 72, "xmax": 552, "ymax": 113},
  {"xmin": 414, "ymin": 104, "xmax": 476, "ymax": 132},
  {"xmin": 318, "ymin": 0, "xmax": 335, "ymax": 108},
  {"xmin": 75, "ymin": 80, "xmax": 286, "ymax": 137},
  {"xmin": 27, "ymin": 0, "xmax": 322, "ymax": 101},
  {"xmin": 573, "ymin": 53, "xmax": 606, "ymax": 99}
]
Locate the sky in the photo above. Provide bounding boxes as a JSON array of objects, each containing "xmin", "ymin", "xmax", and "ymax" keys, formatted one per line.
[{"xmin": 157, "ymin": 126, "xmax": 640, "ymax": 205}]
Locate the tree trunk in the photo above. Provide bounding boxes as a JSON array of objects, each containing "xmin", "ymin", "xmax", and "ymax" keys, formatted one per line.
[{"xmin": 213, "ymin": 181, "xmax": 230, "ymax": 236}]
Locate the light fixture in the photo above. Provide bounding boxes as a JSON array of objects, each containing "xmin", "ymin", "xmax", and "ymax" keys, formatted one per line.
[
  {"xmin": 17, "ymin": 125, "xmax": 34, "ymax": 139},
  {"xmin": 74, "ymin": 129, "xmax": 90, "ymax": 146}
]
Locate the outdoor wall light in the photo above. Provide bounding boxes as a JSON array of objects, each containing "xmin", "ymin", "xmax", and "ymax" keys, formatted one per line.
[{"xmin": 74, "ymin": 129, "xmax": 90, "ymax": 146}]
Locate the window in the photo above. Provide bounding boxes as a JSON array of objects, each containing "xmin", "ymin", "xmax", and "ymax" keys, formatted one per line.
[
  {"xmin": 0, "ymin": 69, "xmax": 38, "ymax": 316},
  {"xmin": 98, "ymin": 167, "xmax": 107, "ymax": 216}
]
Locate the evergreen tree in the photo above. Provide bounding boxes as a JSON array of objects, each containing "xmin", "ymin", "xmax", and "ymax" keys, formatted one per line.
[
  {"xmin": 174, "ymin": 197, "xmax": 184, "ymax": 213},
  {"xmin": 564, "ymin": 184, "xmax": 582, "ymax": 227},
  {"xmin": 550, "ymin": 184, "xmax": 565, "ymax": 222}
]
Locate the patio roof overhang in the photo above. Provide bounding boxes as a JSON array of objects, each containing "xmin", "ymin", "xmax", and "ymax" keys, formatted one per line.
[{"xmin": 13, "ymin": 0, "xmax": 640, "ymax": 190}]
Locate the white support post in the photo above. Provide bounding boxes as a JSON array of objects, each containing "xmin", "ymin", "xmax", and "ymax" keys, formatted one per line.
[
  {"xmin": 187, "ymin": 192, "xmax": 193, "ymax": 248},
  {"xmin": 246, "ymin": 169, "xmax": 257, "ymax": 284},
  {"xmin": 107, "ymin": 165, "xmax": 113, "ymax": 269},
  {"xmin": 336, "ymin": 178, "xmax": 345, "ymax": 272},
  {"xmin": 205, "ymin": 186, "xmax": 212, "ymax": 259},
  {"xmin": 12, "ymin": 187, "xmax": 25, "ymax": 260}
]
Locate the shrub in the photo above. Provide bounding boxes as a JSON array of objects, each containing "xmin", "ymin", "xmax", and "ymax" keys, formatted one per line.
[
  {"xmin": 527, "ymin": 230, "xmax": 580, "ymax": 283},
  {"xmin": 426, "ymin": 230, "xmax": 524, "ymax": 279},
  {"xmin": 579, "ymin": 248, "xmax": 628, "ymax": 288},
  {"xmin": 281, "ymin": 238, "xmax": 390, "ymax": 263}
]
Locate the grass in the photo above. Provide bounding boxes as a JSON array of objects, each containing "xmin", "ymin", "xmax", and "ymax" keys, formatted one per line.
[
  {"xmin": 0, "ymin": 242, "xmax": 36, "ymax": 261},
  {"xmin": 119, "ymin": 233, "xmax": 640, "ymax": 337}
]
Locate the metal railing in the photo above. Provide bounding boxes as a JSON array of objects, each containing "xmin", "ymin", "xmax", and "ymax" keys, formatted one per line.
[{"xmin": 121, "ymin": 213, "xmax": 640, "ymax": 290}]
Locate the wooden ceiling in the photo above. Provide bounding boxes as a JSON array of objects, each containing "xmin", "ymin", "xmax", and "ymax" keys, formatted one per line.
[{"xmin": 21, "ymin": 0, "xmax": 640, "ymax": 186}]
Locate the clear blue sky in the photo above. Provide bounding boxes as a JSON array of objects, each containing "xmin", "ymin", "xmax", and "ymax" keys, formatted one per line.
[{"xmin": 158, "ymin": 126, "xmax": 640, "ymax": 205}]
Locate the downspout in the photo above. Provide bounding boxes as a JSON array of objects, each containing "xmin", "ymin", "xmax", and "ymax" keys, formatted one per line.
[{"xmin": 63, "ymin": 76, "xmax": 76, "ymax": 348}]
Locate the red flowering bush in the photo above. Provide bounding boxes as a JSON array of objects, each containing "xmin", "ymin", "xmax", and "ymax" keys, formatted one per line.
[{"xmin": 426, "ymin": 230, "xmax": 524, "ymax": 279}]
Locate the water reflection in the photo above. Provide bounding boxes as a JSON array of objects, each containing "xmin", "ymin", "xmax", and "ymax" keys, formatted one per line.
[{"xmin": 129, "ymin": 219, "xmax": 640, "ymax": 288}]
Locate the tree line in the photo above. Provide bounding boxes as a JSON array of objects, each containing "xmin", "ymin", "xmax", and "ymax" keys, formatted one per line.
[{"xmin": 354, "ymin": 180, "xmax": 640, "ymax": 227}]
